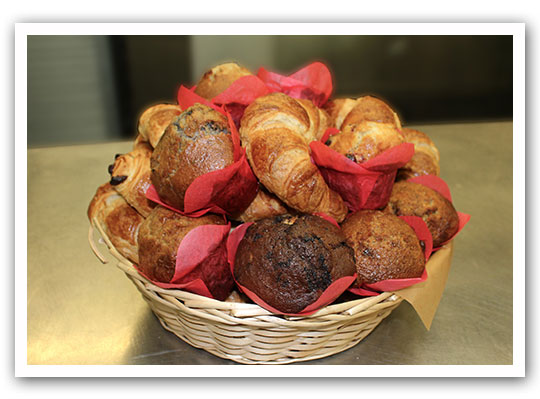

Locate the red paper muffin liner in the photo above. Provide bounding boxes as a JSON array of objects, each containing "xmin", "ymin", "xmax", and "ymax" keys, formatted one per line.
[
  {"xmin": 133, "ymin": 223, "xmax": 234, "ymax": 300},
  {"xmin": 348, "ymin": 215, "xmax": 433, "ymax": 297},
  {"xmin": 227, "ymin": 221, "xmax": 357, "ymax": 316},
  {"xmin": 257, "ymin": 62, "xmax": 333, "ymax": 107},
  {"xmin": 145, "ymin": 88, "xmax": 259, "ymax": 217},
  {"xmin": 407, "ymin": 174, "xmax": 471, "ymax": 250},
  {"xmin": 310, "ymin": 137, "xmax": 415, "ymax": 211}
]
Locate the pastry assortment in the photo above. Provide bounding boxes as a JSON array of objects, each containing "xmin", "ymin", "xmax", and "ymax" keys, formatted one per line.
[{"xmin": 88, "ymin": 61, "xmax": 467, "ymax": 316}]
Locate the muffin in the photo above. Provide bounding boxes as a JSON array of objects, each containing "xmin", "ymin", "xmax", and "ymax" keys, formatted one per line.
[
  {"xmin": 234, "ymin": 214, "xmax": 356, "ymax": 313},
  {"xmin": 137, "ymin": 206, "xmax": 233, "ymax": 300},
  {"xmin": 194, "ymin": 62, "xmax": 252, "ymax": 100},
  {"xmin": 150, "ymin": 104, "xmax": 234, "ymax": 210},
  {"xmin": 341, "ymin": 210, "xmax": 425, "ymax": 285},
  {"xmin": 383, "ymin": 181, "xmax": 459, "ymax": 247}
]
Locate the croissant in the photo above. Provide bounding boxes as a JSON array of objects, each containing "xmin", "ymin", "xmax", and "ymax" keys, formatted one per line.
[
  {"xmin": 240, "ymin": 92, "xmax": 348, "ymax": 222},
  {"xmin": 137, "ymin": 103, "xmax": 182, "ymax": 148},
  {"xmin": 193, "ymin": 63, "xmax": 291, "ymax": 221},
  {"xmin": 235, "ymin": 187, "xmax": 289, "ymax": 222},
  {"xmin": 324, "ymin": 96, "xmax": 404, "ymax": 163},
  {"xmin": 88, "ymin": 183, "xmax": 144, "ymax": 264},
  {"xmin": 194, "ymin": 62, "xmax": 252, "ymax": 100},
  {"xmin": 396, "ymin": 128, "xmax": 440, "ymax": 180},
  {"xmin": 108, "ymin": 142, "xmax": 155, "ymax": 217}
]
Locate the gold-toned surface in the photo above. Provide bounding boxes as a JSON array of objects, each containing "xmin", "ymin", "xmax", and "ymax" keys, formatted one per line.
[{"xmin": 27, "ymin": 121, "xmax": 513, "ymax": 365}]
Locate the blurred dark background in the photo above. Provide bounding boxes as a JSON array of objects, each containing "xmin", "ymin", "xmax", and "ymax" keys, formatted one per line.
[{"xmin": 27, "ymin": 35, "xmax": 512, "ymax": 147}]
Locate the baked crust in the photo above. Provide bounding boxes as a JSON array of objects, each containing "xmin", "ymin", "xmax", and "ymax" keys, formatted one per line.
[
  {"xmin": 150, "ymin": 104, "xmax": 234, "ymax": 210},
  {"xmin": 396, "ymin": 128, "xmax": 440, "ymax": 180},
  {"xmin": 240, "ymin": 93, "xmax": 347, "ymax": 222},
  {"xmin": 234, "ymin": 215, "xmax": 356, "ymax": 313},
  {"xmin": 88, "ymin": 182, "xmax": 144, "ymax": 264},
  {"xmin": 325, "ymin": 96, "xmax": 404, "ymax": 163},
  {"xmin": 194, "ymin": 62, "xmax": 252, "ymax": 100},
  {"xmin": 341, "ymin": 210, "xmax": 425, "ymax": 284},
  {"xmin": 383, "ymin": 181, "xmax": 459, "ymax": 247},
  {"xmin": 138, "ymin": 103, "xmax": 182, "ymax": 148},
  {"xmin": 108, "ymin": 143, "xmax": 155, "ymax": 217}
]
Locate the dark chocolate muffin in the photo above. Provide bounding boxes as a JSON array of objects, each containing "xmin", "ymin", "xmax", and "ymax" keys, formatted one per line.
[
  {"xmin": 234, "ymin": 214, "xmax": 356, "ymax": 314},
  {"xmin": 383, "ymin": 181, "xmax": 459, "ymax": 247},
  {"xmin": 341, "ymin": 210, "xmax": 425, "ymax": 284},
  {"xmin": 137, "ymin": 206, "xmax": 233, "ymax": 300},
  {"xmin": 150, "ymin": 104, "xmax": 234, "ymax": 210}
]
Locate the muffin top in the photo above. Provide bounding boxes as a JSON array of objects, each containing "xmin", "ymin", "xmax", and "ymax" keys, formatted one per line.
[
  {"xmin": 150, "ymin": 104, "xmax": 234, "ymax": 210},
  {"xmin": 234, "ymin": 214, "xmax": 356, "ymax": 313},
  {"xmin": 341, "ymin": 210, "xmax": 425, "ymax": 284},
  {"xmin": 138, "ymin": 205, "xmax": 226, "ymax": 283},
  {"xmin": 384, "ymin": 181, "xmax": 459, "ymax": 247}
]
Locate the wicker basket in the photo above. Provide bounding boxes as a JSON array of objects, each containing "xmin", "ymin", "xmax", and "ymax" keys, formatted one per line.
[{"xmin": 89, "ymin": 219, "xmax": 452, "ymax": 365}]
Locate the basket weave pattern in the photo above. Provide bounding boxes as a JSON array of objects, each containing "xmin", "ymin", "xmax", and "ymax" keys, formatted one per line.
[{"xmin": 91, "ymin": 220, "xmax": 404, "ymax": 364}]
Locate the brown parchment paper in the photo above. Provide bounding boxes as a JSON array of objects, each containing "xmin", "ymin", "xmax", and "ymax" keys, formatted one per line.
[{"xmin": 392, "ymin": 241, "xmax": 455, "ymax": 330}]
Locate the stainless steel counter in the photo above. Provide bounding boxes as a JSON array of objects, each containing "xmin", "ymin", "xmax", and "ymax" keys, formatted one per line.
[{"xmin": 26, "ymin": 121, "xmax": 513, "ymax": 366}]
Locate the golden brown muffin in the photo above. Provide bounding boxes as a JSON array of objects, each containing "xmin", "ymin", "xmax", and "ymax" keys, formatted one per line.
[
  {"xmin": 396, "ymin": 128, "xmax": 440, "ymax": 180},
  {"xmin": 137, "ymin": 103, "xmax": 182, "ymax": 148},
  {"xmin": 87, "ymin": 183, "xmax": 144, "ymax": 264},
  {"xmin": 325, "ymin": 96, "xmax": 404, "ymax": 163},
  {"xmin": 108, "ymin": 143, "xmax": 155, "ymax": 217},
  {"xmin": 234, "ymin": 214, "xmax": 356, "ymax": 314},
  {"xmin": 150, "ymin": 104, "xmax": 234, "ymax": 211},
  {"xmin": 341, "ymin": 210, "xmax": 425, "ymax": 284},
  {"xmin": 137, "ymin": 206, "xmax": 232, "ymax": 300},
  {"xmin": 383, "ymin": 181, "xmax": 459, "ymax": 247},
  {"xmin": 194, "ymin": 62, "xmax": 252, "ymax": 100}
]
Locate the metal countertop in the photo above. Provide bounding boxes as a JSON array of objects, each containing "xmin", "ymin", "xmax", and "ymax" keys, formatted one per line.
[{"xmin": 26, "ymin": 121, "xmax": 513, "ymax": 366}]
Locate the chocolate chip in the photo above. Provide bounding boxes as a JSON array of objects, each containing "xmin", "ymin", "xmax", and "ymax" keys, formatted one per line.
[
  {"xmin": 114, "ymin": 153, "xmax": 122, "ymax": 159},
  {"xmin": 107, "ymin": 164, "xmax": 115, "ymax": 174},
  {"xmin": 110, "ymin": 175, "xmax": 128, "ymax": 185}
]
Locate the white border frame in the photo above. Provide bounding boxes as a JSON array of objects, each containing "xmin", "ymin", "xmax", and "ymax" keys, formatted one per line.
[{"xmin": 15, "ymin": 22, "xmax": 525, "ymax": 378}]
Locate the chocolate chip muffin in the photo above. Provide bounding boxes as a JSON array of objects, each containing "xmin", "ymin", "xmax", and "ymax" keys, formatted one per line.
[
  {"xmin": 137, "ymin": 205, "xmax": 233, "ymax": 300},
  {"xmin": 234, "ymin": 214, "xmax": 356, "ymax": 313},
  {"xmin": 383, "ymin": 181, "xmax": 459, "ymax": 247},
  {"xmin": 341, "ymin": 210, "xmax": 425, "ymax": 284},
  {"xmin": 150, "ymin": 104, "xmax": 234, "ymax": 210}
]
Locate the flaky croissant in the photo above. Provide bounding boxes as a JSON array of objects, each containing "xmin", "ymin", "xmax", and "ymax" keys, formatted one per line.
[
  {"xmin": 137, "ymin": 103, "xmax": 182, "ymax": 148},
  {"xmin": 194, "ymin": 62, "xmax": 291, "ymax": 222},
  {"xmin": 235, "ymin": 187, "xmax": 289, "ymax": 222},
  {"xmin": 240, "ymin": 92, "xmax": 348, "ymax": 222},
  {"xmin": 108, "ymin": 142, "xmax": 155, "ymax": 217},
  {"xmin": 396, "ymin": 127, "xmax": 440, "ymax": 180},
  {"xmin": 324, "ymin": 96, "xmax": 404, "ymax": 163},
  {"xmin": 88, "ymin": 183, "xmax": 144, "ymax": 264}
]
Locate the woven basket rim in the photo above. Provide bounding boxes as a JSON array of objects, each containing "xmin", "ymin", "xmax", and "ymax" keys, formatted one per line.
[{"xmin": 89, "ymin": 218, "xmax": 406, "ymax": 321}]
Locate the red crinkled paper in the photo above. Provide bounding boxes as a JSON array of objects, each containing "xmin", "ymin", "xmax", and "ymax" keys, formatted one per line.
[
  {"xmin": 257, "ymin": 62, "xmax": 333, "ymax": 107},
  {"xmin": 348, "ymin": 215, "xmax": 434, "ymax": 297},
  {"xmin": 227, "ymin": 222, "xmax": 357, "ymax": 316},
  {"xmin": 310, "ymin": 136, "xmax": 415, "ymax": 211},
  {"xmin": 134, "ymin": 223, "xmax": 234, "ymax": 301},
  {"xmin": 211, "ymin": 75, "xmax": 271, "ymax": 128},
  {"xmin": 407, "ymin": 174, "xmax": 471, "ymax": 250},
  {"xmin": 146, "ymin": 87, "xmax": 259, "ymax": 217}
]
